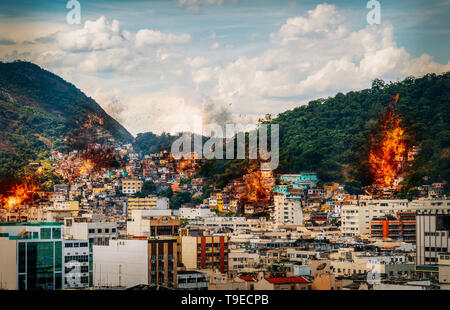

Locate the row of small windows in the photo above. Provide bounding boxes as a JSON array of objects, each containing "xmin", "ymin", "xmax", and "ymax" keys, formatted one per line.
[
  {"xmin": 64, "ymin": 266, "xmax": 89, "ymax": 273},
  {"xmin": 88, "ymin": 228, "xmax": 116, "ymax": 234},
  {"xmin": 424, "ymin": 247, "xmax": 448, "ymax": 252},
  {"xmin": 424, "ymin": 257, "xmax": 438, "ymax": 262},
  {"xmin": 65, "ymin": 242, "xmax": 88, "ymax": 248},
  {"xmin": 424, "ymin": 232, "xmax": 443, "ymax": 236},
  {"xmin": 64, "ymin": 276, "xmax": 89, "ymax": 285},
  {"xmin": 64, "ymin": 255, "xmax": 89, "ymax": 263},
  {"xmin": 40, "ymin": 227, "xmax": 61, "ymax": 239}
]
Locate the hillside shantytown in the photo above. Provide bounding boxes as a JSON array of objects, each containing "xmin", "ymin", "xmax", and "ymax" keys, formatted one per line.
[{"xmin": 0, "ymin": 139, "xmax": 449, "ymax": 291}]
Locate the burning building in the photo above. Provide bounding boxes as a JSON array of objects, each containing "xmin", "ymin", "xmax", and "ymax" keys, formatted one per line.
[
  {"xmin": 366, "ymin": 94, "xmax": 418, "ymax": 196},
  {"xmin": 0, "ymin": 178, "xmax": 40, "ymax": 222},
  {"xmin": 239, "ymin": 168, "xmax": 275, "ymax": 215}
]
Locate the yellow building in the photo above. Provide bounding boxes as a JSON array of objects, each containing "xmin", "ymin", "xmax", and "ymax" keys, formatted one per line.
[
  {"xmin": 121, "ymin": 179, "xmax": 143, "ymax": 194},
  {"xmin": 52, "ymin": 200, "xmax": 79, "ymax": 211},
  {"xmin": 126, "ymin": 196, "xmax": 169, "ymax": 219}
]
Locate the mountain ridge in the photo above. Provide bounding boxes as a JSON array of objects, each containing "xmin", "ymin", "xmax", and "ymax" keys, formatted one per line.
[{"xmin": 0, "ymin": 60, "xmax": 134, "ymax": 185}]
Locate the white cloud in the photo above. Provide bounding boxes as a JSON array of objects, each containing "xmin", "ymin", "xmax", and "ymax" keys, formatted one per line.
[
  {"xmin": 201, "ymin": 3, "xmax": 450, "ymax": 113},
  {"xmin": 49, "ymin": 17, "xmax": 124, "ymax": 52},
  {"xmin": 135, "ymin": 29, "xmax": 191, "ymax": 47},
  {"xmin": 271, "ymin": 3, "xmax": 347, "ymax": 44},
  {"xmin": 2, "ymin": 4, "xmax": 449, "ymax": 136},
  {"xmin": 26, "ymin": 16, "xmax": 191, "ymax": 77}
]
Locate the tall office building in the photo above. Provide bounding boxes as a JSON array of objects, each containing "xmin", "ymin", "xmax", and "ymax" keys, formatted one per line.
[
  {"xmin": 273, "ymin": 195, "xmax": 303, "ymax": 225},
  {"xmin": 181, "ymin": 235, "xmax": 229, "ymax": 274},
  {"xmin": 63, "ymin": 240, "xmax": 90, "ymax": 289},
  {"xmin": 416, "ymin": 209, "xmax": 450, "ymax": 265},
  {"xmin": 0, "ymin": 222, "xmax": 63, "ymax": 290},
  {"xmin": 148, "ymin": 238, "xmax": 177, "ymax": 287}
]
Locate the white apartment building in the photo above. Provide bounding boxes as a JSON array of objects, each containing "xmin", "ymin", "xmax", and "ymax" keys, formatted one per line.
[
  {"xmin": 63, "ymin": 240, "xmax": 90, "ymax": 289},
  {"xmin": 330, "ymin": 260, "xmax": 387, "ymax": 278},
  {"xmin": 416, "ymin": 209, "xmax": 450, "ymax": 265},
  {"xmin": 191, "ymin": 216, "xmax": 264, "ymax": 231},
  {"xmin": 93, "ymin": 239, "xmax": 148, "ymax": 288},
  {"xmin": 63, "ymin": 217, "xmax": 118, "ymax": 245},
  {"xmin": 341, "ymin": 199, "xmax": 450, "ymax": 237},
  {"xmin": 286, "ymin": 248, "xmax": 318, "ymax": 264},
  {"xmin": 27, "ymin": 208, "xmax": 73, "ymax": 222},
  {"xmin": 179, "ymin": 206, "xmax": 215, "ymax": 219},
  {"xmin": 177, "ymin": 271, "xmax": 209, "ymax": 290},
  {"xmin": 229, "ymin": 248, "xmax": 260, "ymax": 276},
  {"xmin": 272, "ymin": 195, "xmax": 303, "ymax": 225}
]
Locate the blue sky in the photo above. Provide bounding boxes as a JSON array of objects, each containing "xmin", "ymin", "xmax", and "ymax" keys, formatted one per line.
[{"xmin": 0, "ymin": 0, "xmax": 449, "ymax": 135}]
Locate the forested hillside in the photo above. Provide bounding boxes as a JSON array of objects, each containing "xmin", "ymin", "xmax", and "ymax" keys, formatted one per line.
[
  {"xmin": 0, "ymin": 61, "xmax": 133, "ymax": 185},
  {"xmin": 198, "ymin": 73, "xmax": 450, "ymax": 195}
]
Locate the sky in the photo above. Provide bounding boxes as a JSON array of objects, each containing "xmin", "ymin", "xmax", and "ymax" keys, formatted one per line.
[{"xmin": 0, "ymin": 0, "xmax": 449, "ymax": 136}]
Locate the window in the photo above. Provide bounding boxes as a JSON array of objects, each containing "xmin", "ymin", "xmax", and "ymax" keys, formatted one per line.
[
  {"xmin": 52, "ymin": 228, "xmax": 61, "ymax": 239},
  {"xmin": 41, "ymin": 228, "xmax": 51, "ymax": 239},
  {"xmin": 18, "ymin": 243, "xmax": 26, "ymax": 273},
  {"xmin": 436, "ymin": 215, "xmax": 450, "ymax": 232},
  {"xmin": 55, "ymin": 242, "xmax": 62, "ymax": 272}
]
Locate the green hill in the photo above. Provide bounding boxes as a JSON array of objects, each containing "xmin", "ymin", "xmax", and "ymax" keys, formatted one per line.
[
  {"xmin": 199, "ymin": 73, "xmax": 450, "ymax": 196},
  {"xmin": 0, "ymin": 61, "xmax": 133, "ymax": 186}
]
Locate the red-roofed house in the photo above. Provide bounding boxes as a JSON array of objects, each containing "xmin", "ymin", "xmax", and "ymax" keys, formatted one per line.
[
  {"xmin": 254, "ymin": 276, "xmax": 311, "ymax": 290},
  {"xmin": 239, "ymin": 276, "xmax": 255, "ymax": 281},
  {"xmin": 238, "ymin": 275, "xmax": 256, "ymax": 290}
]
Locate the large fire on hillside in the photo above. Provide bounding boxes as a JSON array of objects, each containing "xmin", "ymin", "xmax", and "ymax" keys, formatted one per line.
[
  {"xmin": 368, "ymin": 94, "xmax": 409, "ymax": 190},
  {"xmin": 242, "ymin": 171, "xmax": 272, "ymax": 203},
  {"xmin": 1, "ymin": 177, "xmax": 38, "ymax": 209}
]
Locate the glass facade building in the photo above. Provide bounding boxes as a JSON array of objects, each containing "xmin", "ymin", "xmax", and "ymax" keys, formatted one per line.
[{"xmin": 0, "ymin": 222, "xmax": 63, "ymax": 290}]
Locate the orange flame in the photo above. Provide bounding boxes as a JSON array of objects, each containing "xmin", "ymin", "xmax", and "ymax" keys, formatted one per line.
[
  {"xmin": 79, "ymin": 159, "xmax": 95, "ymax": 175},
  {"xmin": 369, "ymin": 94, "xmax": 408, "ymax": 187},
  {"xmin": 1, "ymin": 178, "xmax": 38, "ymax": 209},
  {"xmin": 242, "ymin": 171, "xmax": 271, "ymax": 203}
]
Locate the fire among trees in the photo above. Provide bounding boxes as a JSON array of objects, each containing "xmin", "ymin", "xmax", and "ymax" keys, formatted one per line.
[
  {"xmin": 1, "ymin": 177, "xmax": 39, "ymax": 209},
  {"xmin": 242, "ymin": 171, "xmax": 271, "ymax": 203},
  {"xmin": 368, "ymin": 94, "xmax": 409, "ymax": 187}
]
